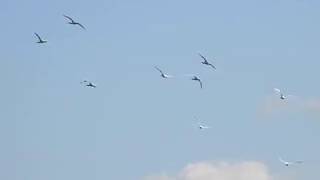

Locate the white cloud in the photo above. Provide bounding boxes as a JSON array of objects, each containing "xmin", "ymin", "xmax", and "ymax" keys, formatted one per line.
[
  {"xmin": 257, "ymin": 95, "xmax": 320, "ymax": 119},
  {"xmin": 144, "ymin": 161, "xmax": 273, "ymax": 180}
]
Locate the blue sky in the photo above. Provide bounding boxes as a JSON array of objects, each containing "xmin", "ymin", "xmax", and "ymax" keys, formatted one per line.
[{"xmin": 1, "ymin": 0, "xmax": 320, "ymax": 179}]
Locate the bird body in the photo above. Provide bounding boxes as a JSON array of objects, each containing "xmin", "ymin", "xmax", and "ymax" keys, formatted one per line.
[{"xmin": 86, "ymin": 83, "xmax": 96, "ymax": 88}]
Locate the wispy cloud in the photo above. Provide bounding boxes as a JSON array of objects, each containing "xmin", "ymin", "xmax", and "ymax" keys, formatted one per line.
[
  {"xmin": 144, "ymin": 161, "xmax": 273, "ymax": 180},
  {"xmin": 257, "ymin": 94, "xmax": 320, "ymax": 119}
]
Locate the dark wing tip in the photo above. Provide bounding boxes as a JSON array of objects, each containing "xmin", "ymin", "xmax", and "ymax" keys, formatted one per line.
[
  {"xmin": 79, "ymin": 23, "xmax": 86, "ymax": 29},
  {"xmin": 63, "ymin": 14, "xmax": 74, "ymax": 21},
  {"xmin": 34, "ymin": 33, "xmax": 41, "ymax": 39},
  {"xmin": 154, "ymin": 66, "xmax": 163, "ymax": 73},
  {"xmin": 198, "ymin": 53, "xmax": 206, "ymax": 59}
]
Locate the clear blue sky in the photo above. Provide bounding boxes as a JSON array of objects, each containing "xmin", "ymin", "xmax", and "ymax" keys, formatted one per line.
[{"xmin": 1, "ymin": 0, "xmax": 320, "ymax": 179}]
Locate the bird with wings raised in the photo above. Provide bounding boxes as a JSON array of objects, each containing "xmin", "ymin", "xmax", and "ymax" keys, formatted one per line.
[
  {"xmin": 191, "ymin": 76, "xmax": 203, "ymax": 89},
  {"xmin": 34, "ymin": 33, "xmax": 47, "ymax": 43},
  {"xmin": 274, "ymin": 88, "xmax": 294, "ymax": 100}
]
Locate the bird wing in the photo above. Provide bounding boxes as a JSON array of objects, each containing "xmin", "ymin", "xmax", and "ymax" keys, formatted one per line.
[
  {"xmin": 198, "ymin": 53, "xmax": 208, "ymax": 62},
  {"xmin": 34, "ymin": 33, "xmax": 42, "ymax": 41},
  {"xmin": 199, "ymin": 79, "xmax": 203, "ymax": 89},
  {"xmin": 209, "ymin": 63, "xmax": 216, "ymax": 69},
  {"xmin": 286, "ymin": 94, "xmax": 297, "ymax": 98},
  {"xmin": 154, "ymin": 66, "xmax": 164, "ymax": 74},
  {"xmin": 279, "ymin": 157, "xmax": 288, "ymax": 164},
  {"xmin": 77, "ymin": 23, "xmax": 86, "ymax": 30},
  {"xmin": 81, "ymin": 80, "xmax": 89, "ymax": 84},
  {"xmin": 63, "ymin": 14, "xmax": 74, "ymax": 22},
  {"xmin": 165, "ymin": 74, "xmax": 174, "ymax": 78},
  {"xmin": 294, "ymin": 160, "xmax": 303, "ymax": 164},
  {"xmin": 274, "ymin": 88, "xmax": 281, "ymax": 94}
]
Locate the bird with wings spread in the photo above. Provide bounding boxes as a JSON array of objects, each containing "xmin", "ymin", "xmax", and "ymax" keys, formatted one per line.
[
  {"xmin": 63, "ymin": 15, "xmax": 86, "ymax": 30},
  {"xmin": 154, "ymin": 66, "xmax": 173, "ymax": 79},
  {"xmin": 274, "ymin": 88, "xmax": 294, "ymax": 100},
  {"xmin": 279, "ymin": 157, "xmax": 303, "ymax": 167},
  {"xmin": 198, "ymin": 53, "xmax": 216, "ymax": 70}
]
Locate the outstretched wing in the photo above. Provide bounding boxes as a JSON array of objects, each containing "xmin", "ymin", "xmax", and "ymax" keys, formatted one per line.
[
  {"xmin": 34, "ymin": 33, "xmax": 41, "ymax": 41},
  {"xmin": 209, "ymin": 63, "xmax": 216, "ymax": 69},
  {"xmin": 76, "ymin": 23, "xmax": 86, "ymax": 30},
  {"xmin": 294, "ymin": 160, "xmax": 303, "ymax": 164},
  {"xmin": 198, "ymin": 53, "xmax": 207, "ymax": 62},
  {"xmin": 63, "ymin": 14, "xmax": 74, "ymax": 22},
  {"xmin": 154, "ymin": 66, "xmax": 164, "ymax": 74},
  {"xmin": 80, "ymin": 80, "xmax": 89, "ymax": 84},
  {"xmin": 279, "ymin": 157, "xmax": 288, "ymax": 164},
  {"xmin": 199, "ymin": 80, "xmax": 203, "ymax": 89},
  {"xmin": 274, "ymin": 88, "xmax": 281, "ymax": 94}
]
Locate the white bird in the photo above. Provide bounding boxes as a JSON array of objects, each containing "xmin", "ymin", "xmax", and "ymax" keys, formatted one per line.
[
  {"xmin": 191, "ymin": 76, "xmax": 203, "ymax": 89},
  {"xmin": 199, "ymin": 124, "xmax": 210, "ymax": 130},
  {"xmin": 81, "ymin": 80, "xmax": 96, "ymax": 88},
  {"xmin": 279, "ymin": 157, "xmax": 303, "ymax": 167},
  {"xmin": 154, "ymin": 66, "xmax": 173, "ymax": 79},
  {"xmin": 63, "ymin": 15, "xmax": 86, "ymax": 30},
  {"xmin": 274, "ymin": 88, "xmax": 292, "ymax": 100},
  {"xmin": 34, "ymin": 33, "xmax": 47, "ymax": 43},
  {"xmin": 198, "ymin": 53, "xmax": 216, "ymax": 69},
  {"xmin": 195, "ymin": 117, "xmax": 210, "ymax": 130}
]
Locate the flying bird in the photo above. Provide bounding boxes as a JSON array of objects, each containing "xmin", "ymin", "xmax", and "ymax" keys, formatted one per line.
[
  {"xmin": 81, "ymin": 80, "xmax": 96, "ymax": 88},
  {"xmin": 274, "ymin": 88, "xmax": 292, "ymax": 100},
  {"xmin": 63, "ymin": 15, "xmax": 86, "ymax": 29},
  {"xmin": 198, "ymin": 53, "xmax": 216, "ymax": 69},
  {"xmin": 195, "ymin": 117, "xmax": 210, "ymax": 130},
  {"xmin": 198, "ymin": 123, "xmax": 210, "ymax": 130},
  {"xmin": 154, "ymin": 66, "xmax": 173, "ymax": 78},
  {"xmin": 279, "ymin": 157, "xmax": 303, "ymax": 167},
  {"xmin": 191, "ymin": 76, "xmax": 203, "ymax": 89},
  {"xmin": 34, "ymin": 33, "xmax": 47, "ymax": 43}
]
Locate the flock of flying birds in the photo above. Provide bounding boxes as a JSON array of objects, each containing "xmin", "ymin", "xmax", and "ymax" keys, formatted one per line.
[
  {"xmin": 34, "ymin": 15, "xmax": 302, "ymax": 168},
  {"xmin": 34, "ymin": 14, "xmax": 85, "ymax": 44},
  {"xmin": 155, "ymin": 59, "xmax": 301, "ymax": 167},
  {"xmin": 154, "ymin": 53, "xmax": 216, "ymax": 89},
  {"xmin": 34, "ymin": 15, "xmax": 97, "ymax": 88}
]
